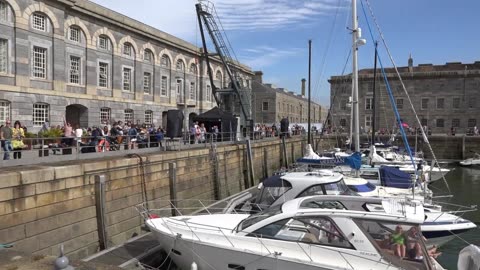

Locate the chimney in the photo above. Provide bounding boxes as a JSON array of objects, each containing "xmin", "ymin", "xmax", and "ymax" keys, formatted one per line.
[
  {"xmin": 253, "ymin": 71, "xmax": 263, "ymax": 83},
  {"xmin": 408, "ymin": 54, "xmax": 413, "ymax": 73},
  {"xmin": 301, "ymin": 78, "xmax": 306, "ymax": 96}
]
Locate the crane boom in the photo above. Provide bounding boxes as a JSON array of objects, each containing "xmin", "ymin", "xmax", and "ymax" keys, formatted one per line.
[{"xmin": 195, "ymin": 1, "xmax": 253, "ymax": 130}]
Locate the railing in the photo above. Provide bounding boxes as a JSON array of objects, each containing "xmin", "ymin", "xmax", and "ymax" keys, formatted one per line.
[{"xmin": 0, "ymin": 131, "xmax": 306, "ymax": 167}]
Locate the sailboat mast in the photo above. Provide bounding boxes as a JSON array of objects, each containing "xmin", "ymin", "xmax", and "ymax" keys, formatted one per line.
[
  {"xmin": 371, "ymin": 42, "xmax": 378, "ymax": 144},
  {"xmin": 352, "ymin": 0, "xmax": 361, "ymax": 152},
  {"xmin": 308, "ymin": 40, "xmax": 312, "ymax": 145}
]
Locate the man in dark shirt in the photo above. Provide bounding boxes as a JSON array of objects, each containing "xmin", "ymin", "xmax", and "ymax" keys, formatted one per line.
[{"xmin": 0, "ymin": 120, "xmax": 13, "ymax": 160}]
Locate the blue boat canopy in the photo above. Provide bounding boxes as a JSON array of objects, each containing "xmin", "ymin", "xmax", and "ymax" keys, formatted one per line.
[
  {"xmin": 297, "ymin": 152, "xmax": 362, "ymax": 170},
  {"xmin": 379, "ymin": 166, "xmax": 413, "ymax": 189}
]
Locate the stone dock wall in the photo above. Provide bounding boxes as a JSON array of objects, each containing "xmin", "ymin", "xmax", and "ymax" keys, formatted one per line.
[{"xmin": 0, "ymin": 137, "xmax": 310, "ymax": 260}]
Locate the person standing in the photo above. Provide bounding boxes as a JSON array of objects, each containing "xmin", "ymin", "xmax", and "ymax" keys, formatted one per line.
[
  {"xmin": 11, "ymin": 121, "xmax": 25, "ymax": 159},
  {"xmin": 0, "ymin": 120, "xmax": 13, "ymax": 160}
]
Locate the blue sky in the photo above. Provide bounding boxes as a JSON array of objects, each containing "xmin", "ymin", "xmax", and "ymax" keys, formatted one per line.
[{"xmin": 91, "ymin": 0, "xmax": 480, "ymax": 106}]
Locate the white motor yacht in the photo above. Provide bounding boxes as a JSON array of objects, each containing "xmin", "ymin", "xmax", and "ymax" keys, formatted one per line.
[
  {"xmin": 145, "ymin": 196, "xmax": 441, "ymax": 270},
  {"xmin": 459, "ymin": 153, "xmax": 480, "ymax": 166}
]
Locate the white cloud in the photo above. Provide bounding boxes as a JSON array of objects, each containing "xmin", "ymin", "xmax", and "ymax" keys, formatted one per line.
[{"xmin": 239, "ymin": 46, "xmax": 303, "ymax": 68}]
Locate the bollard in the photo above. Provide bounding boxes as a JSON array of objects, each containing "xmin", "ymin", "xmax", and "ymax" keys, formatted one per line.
[{"xmin": 94, "ymin": 175, "xmax": 108, "ymax": 250}]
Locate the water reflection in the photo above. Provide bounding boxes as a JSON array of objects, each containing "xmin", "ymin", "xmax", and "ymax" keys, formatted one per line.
[{"xmin": 432, "ymin": 165, "xmax": 480, "ymax": 268}]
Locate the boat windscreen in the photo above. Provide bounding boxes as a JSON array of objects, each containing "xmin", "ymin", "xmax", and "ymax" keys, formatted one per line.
[
  {"xmin": 348, "ymin": 182, "xmax": 377, "ymax": 192},
  {"xmin": 323, "ymin": 180, "xmax": 356, "ymax": 195},
  {"xmin": 237, "ymin": 204, "xmax": 282, "ymax": 231}
]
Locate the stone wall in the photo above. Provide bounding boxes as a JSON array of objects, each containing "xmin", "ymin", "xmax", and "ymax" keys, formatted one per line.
[{"xmin": 0, "ymin": 136, "xmax": 313, "ymax": 260}]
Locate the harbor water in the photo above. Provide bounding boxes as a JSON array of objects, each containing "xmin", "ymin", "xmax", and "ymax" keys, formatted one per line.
[{"xmin": 432, "ymin": 165, "xmax": 480, "ymax": 269}]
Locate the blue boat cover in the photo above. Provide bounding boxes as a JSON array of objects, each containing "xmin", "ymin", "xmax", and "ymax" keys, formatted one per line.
[
  {"xmin": 297, "ymin": 152, "xmax": 362, "ymax": 170},
  {"xmin": 379, "ymin": 166, "xmax": 413, "ymax": 189}
]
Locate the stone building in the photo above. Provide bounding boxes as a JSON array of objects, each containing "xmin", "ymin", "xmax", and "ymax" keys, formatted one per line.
[
  {"xmin": 252, "ymin": 71, "xmax": 324, "ymax": 125},
  {"xmin": 329, "ymin": 57, "xmax": 480, "ymax": 134},
  {"xmin": 0, "ymin": 0, "xmax": 253, "ymax": 132}
]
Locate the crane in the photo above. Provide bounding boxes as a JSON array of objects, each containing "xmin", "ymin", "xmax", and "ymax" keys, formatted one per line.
[{"xmin": 195, "ymin": 0, "xmax": 253, "ymax": 132}]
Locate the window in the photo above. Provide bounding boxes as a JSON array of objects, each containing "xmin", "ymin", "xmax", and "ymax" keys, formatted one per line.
[
  {"xmin": 453, "ymin": 97, "xmax": 460, "ymax": 109},
  {"xmin": 468, "ymin": 119, "xmax": 476, "ymax": 128},
  {"xmin": 123, "ymin": 67, "xmax": 132, "ymax": 91},
  {"xmin": 190, "ymin": 82, "xmax": 196, "ymax": 100},
  {"xmin": 33, "ymin": 103, "xmax": 49, "ymax": 127},
  {"xmin": 206, "ymin": 85, "xmax": 211, "ymax": 102},
  {"xmin": 0, "ymin": 39, "xmax": 7, "ymax": 73},
  {"xmin": 32, "ymin": 46, "xmax": 47, "ymax": 79},
  {"xmin": 396, "ymin": 98, "xmax": 403, "ymax": 110},
  {"xmin": 98, "ymin": 62, "xmax": 109, "ymax": 88},
  {"xmin": 161, "ymin": 76, "xmax": 168, "ymax": 96},
  {"xmin": 365, "ymin": 115, "xmax": 372, "ymax": 127},
  {"xmin": 176, "ymin": 59, "xmax": 184, "ymax": 71},
  {"xmin": 436, "ymin": 98, "xmax": 444, "ymax": 109},
  {"xmin": 216, "ymin": 70, "xmax": 223, "ymax": 87},
  {"xmin": 190, "ymin": 64, "xmax": 197, "ymax": 74},
  {"xmin": 468, "ymin": 97, "xmax": 476, "ymax": 109},
  {"xmin": 145, "ymin": 110, "xmax": 153, "ymax": 125},
  {"xmin": 452, "ymin": 119, "xmax": 460, "ymax": 128},
  {"xmin": 421, "ymin": 98, "xmax": 429, "ymax": 110},
  {"xmin": 123, "ymin": 43, "xmax": 133, "ymax": 57},
  {"xmin": 365, "ymin": 97, "xmax": 373, "ymax": 110},
  {"xmin": 143, "ymin": 49, "xmax": 153, "ymax": 63},
  {"xmin": 32, "ymin": 13, "xmax": 46, "ymax": 31},
  {"xmin": 124, "ymin": 109, "xmax": 134, "ymax": 124},
  {"xmin": 0, "ymin": 1, "xmax": 7, "ymax": 22},
  {"xmin": 421, "ymin": 118, "xmax": 428, "ymax": 127},
  {"xmin": 98, "ymin": 35, "xmax": 110, "ymax": 51},
  {"xmin": 0, "ymin": 100, "xmax": 10, "ymax": 125},
  {"xmin": 161, "ymin": 55, "xmax": 170, "ymax": 68},
  {"xmin": 176, "ymin": 79, "xmax": 183, "ymax": 102},
  {"xmin": 69, "ymin": 26, "xmax": 81, "ymax": 43},
  {"xmin": 436, "ymin": 119, "xmax": 444, "ymax": 128},
  {"xmin": 69, "ymin": 56, "xmax": 80, "ymax": 84},
  {"xmin": 250, "ymin": 217, "xmax": 352, "ymax": 248},
  {"xmin": 143, "ymin": 72, "xmax": 151, "ymax": 94},
  {"xmin": 340, "ymin": 118, "xmax": 347, "ymax": 127},
  {"xmin": 262, "ymin": 102, "xmax": 269, "ymax": 111},
  {"xmin": 100, "ymin": 108, "xmax": 111, "ymax": 123}
]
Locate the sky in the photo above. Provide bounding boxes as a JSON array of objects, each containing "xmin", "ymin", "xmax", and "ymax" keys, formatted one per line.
[{"xmin": 91, "ymin": 0, "xmax": 480, "ymax": 106}]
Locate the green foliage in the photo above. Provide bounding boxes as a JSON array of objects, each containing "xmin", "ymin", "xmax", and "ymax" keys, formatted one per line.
[
  {"xmin": 24, "ymin": 132, "xmax": 37, "ymax": 138},
  {"xmin": 38, "ymin": 128, "xmax": 63, "ymax": 138}
]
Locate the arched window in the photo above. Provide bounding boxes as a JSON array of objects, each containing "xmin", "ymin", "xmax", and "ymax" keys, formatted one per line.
[
  {"xmin": 98, "ymin": 35, "xmax": 111, "ymax": 51},
  {"xmin": 0, "ymin": 1, "xmax": 13, "ymax": 23},
  {"xmin": 31, "ymin": 12, "xmax": 50, "ymax": 32},
  {"xmin": 190, "ymin": 63, "xmax": 197, "ymax": 75},
  {"xmin": 215, "ymin": 70, "xmax": 223, "ymax": 87},
  {"xmin": 124, "ymin": 109, "xmax": 134, "ymax": 124},
  {"xmin": 68, "ymin": 25, "xmax": 83, "ymax": 43},
  {"xmin": 123, "ymin": 42, "xmax": 134, "ymax": 58},
  {"xmin": 176, "ymin": 59, "xmax": 185, "ymax": 72},
  {"xmin": 33, "ymin": 103, "xmax": 49, "ymax": 127},
  {"xmin": 144, "ymin": 49, "xmax": 153, "ymax": 63},
  {"xmin": 161, "ymin": 54, "xmax": 170, "ymax": 68},
  {"xmin": 0, "ymin": 99, "xmax": 10, "ymax": 125}
]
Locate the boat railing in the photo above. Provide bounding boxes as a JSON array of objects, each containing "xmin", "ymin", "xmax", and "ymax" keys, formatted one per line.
[
  {"xmin": 135, "ymin": 199, "xmax": 271, "ymax": 220},
  {"xmin": 428, "ymin": 201, "xmax": 477, "ymax": 219}
]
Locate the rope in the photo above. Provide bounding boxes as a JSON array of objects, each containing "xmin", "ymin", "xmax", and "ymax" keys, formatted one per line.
[
  {"xmin": 359, "ymin": 0, "xmax": 419, "ymax": 190},
  {"xmin": 361, "ymin": 0, "xmax": 451, "ymax": 192}
]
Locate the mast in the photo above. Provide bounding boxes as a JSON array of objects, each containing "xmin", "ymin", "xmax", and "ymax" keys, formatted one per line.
[
  {"xmin": 371, "ymin": 42, "xmax": 378, "ymax": 144},
  {"xmin": 308, "ymin": 40, "xmax": 312, "ymax": 145},
  {"xmin": 351, "ymin": 0, "xmax": 365, "ymax": 153}
]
